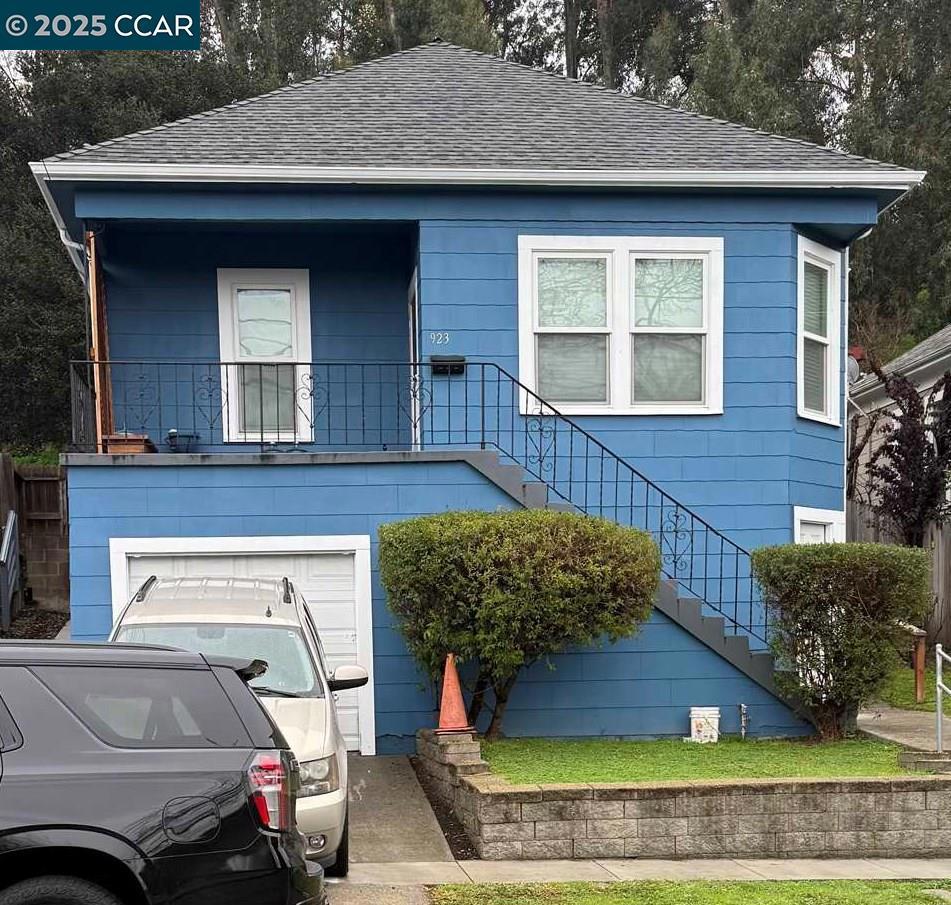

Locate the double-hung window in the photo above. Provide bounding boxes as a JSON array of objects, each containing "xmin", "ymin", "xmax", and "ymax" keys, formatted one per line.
[
  {"xmin": 533, "ymin": 253, "xmax": 611, "ymax": 404},
  {"xmin": 518, "ymin": 236, "xmax": 723, "ymax": 414},
  {"xmin": 217, "ymin": 268, "xmax": 312, "ymax": 442},
  {"xmin": 631, "ymin": 255, "xmax": 708, "ymax": 405},
  {"xmin": 797, "ymin": 237, "xmax": 841, "ymax": 424}
]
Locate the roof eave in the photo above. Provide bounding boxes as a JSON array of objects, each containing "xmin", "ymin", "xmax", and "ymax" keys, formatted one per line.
[
  {"xmin": 851, "ymin": 350, "xmax": 951, "ymax": 402},
  {"xmin": 31, "ymin": 160, "xmax": 927, "ymax": 191},
  {"xmin": 30, "ymin": 162, "xmax": 86, "ymax": 277}
]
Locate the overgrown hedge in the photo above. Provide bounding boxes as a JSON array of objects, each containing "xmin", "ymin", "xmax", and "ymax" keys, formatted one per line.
[
  {"xmin": 752, "ymin": 542, "xmax": 931, "ymax": 739},
  {"xmin": 379, "ymin": 509, "xmax": 660, "ymax": 737}
]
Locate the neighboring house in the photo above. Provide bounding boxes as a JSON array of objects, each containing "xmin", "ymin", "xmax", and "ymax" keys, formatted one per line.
[
  {"xmin": 851, "ymin": 325, "xmax": 951, "ymax": 412},
  {"xmin": 848, "ymin": 324, "xmax": 951, "ymax": 506},
  {"xmin": 33, "ymin": 41, "xmax": 924, "ymax": 754}
]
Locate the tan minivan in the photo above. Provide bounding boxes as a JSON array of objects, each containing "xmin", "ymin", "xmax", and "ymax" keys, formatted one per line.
[{"xmin": 109, "ymin": 576, "xmax": 368, "ymax": 877}]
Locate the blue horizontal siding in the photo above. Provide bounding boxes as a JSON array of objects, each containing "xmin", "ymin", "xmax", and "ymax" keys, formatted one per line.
[
  {"xmin": 88, "ymin": 187, "xmax": 861, "ymax": 696},
  {"xmin": 75, "ymin": 188, "xmax": 880, "ymax": 227},
  {"xmin": 413, "ymin": 207, "xmax": 849, "ymax": 555},
  {"xmin": 67, "ymin": 460, "xmax": 810, "ymax": 753},
  {"xmin": 103, "ymin": 225, "xmax": 415, "ymax": 449}
]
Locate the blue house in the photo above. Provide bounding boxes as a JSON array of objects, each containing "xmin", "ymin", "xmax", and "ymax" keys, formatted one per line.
[{"xmin": 34, "ymin": 41, "xmax": 923, "ymax": 754}]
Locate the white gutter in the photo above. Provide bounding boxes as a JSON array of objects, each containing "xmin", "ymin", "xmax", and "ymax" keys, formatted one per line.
[
  {"xmin": 30, "ymin": 164, "xmax": 86, "ymax": 279},
  {"xmin": 29, "ymin": 160, "xmax": 926, "ymax": 190}
]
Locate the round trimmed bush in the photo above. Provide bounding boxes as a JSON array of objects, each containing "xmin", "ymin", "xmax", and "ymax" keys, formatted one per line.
[{"xmin": 379, "ymin": 509, "xmax": 660, "ymax": 737}]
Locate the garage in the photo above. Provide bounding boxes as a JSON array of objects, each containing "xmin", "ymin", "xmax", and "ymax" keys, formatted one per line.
[{"xmin": 108, "ymin": 535, "xmax": 375, "ymax": 754}]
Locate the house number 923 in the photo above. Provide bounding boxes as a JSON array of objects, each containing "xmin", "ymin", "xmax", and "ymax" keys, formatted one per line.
[{"xmin": 429, "ymin": 331, "xmax": 451, "ymax": 345}]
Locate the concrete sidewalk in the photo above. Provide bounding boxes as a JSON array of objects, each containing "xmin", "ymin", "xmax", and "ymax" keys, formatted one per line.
[
  {"xmin": 330, "ymin": 857, "xmax": 951, "ymax": 888},
  {"xmin": 859, "ymin": 704, "xmax": 938, "ymax": 751}
]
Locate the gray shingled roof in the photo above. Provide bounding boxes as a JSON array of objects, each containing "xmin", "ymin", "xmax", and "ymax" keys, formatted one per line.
[
  {"xmin": 45, "ymin": 41, "xmax": 911, "ymax": 173},
  {"xmin": 852, "ymin": 324, "xmax": 951, "ymax": 397}
]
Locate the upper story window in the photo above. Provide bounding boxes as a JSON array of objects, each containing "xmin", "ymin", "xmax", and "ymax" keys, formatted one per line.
[
  {"xmin": 797, "ymin": 238, "xmax": 842, "ymax": 425},
  {"xmin": 518, "ymin": 236, "xmax": 724, "ymax": 415},
  {"xmin": 217, "ymin": 268, "xmax": 312, "ymax": 443}
]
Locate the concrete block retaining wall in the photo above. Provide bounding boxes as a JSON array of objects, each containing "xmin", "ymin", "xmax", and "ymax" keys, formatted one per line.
[{"xmin": 416, "ymin": 729, "xmax": 951, "ymax": 860}]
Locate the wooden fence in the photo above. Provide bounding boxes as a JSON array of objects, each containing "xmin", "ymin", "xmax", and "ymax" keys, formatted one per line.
[
  {"xmin": 17, "ymin": 465, "xmax": 67, "ymax": 523},
  {"xmin": 848, "ymin": 500, "xmax": 951, "ymax": 645},
  {"xmin": 0, "ymin": 455, "xmax": 16, "ymax": 524},
  {"xmin": 0, "ymin": 454, "xmax": 69, "ymax": 617}
]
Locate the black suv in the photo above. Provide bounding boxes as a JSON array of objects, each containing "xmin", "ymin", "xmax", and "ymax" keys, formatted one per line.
[{"xmin": 0, "ymin": 642, "xmax": 325, "ymax": 905}]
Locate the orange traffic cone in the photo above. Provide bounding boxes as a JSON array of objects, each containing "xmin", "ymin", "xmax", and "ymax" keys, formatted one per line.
[{"xmin": 435, "ymin": 653, "xmax": 474, "ymax": 734}]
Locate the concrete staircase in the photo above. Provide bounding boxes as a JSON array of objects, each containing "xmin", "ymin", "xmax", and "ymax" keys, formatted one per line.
[
  {"xmin": 653, "ymin": 580, "xmax": 782, "ymax": 701},
  {"xmin": 899, "ymin": 751, "xmax": 951, "ymax": 772},
  {"xmin": 461, "ymin": 449, "xmax": 790, "ymax": 708},
  {"xmin": 458, "ymin": 451, "xmax": 550, "ymax": 510}
]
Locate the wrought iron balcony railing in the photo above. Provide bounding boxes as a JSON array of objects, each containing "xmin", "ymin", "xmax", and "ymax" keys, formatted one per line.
[{"xmin": 70, "ymin": 359, "xmax": 764, "ymax": 642}]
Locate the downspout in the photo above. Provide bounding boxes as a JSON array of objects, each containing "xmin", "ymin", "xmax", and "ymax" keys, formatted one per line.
[
  {"xmin": 59, "ymin": 227, "xmax": 88, "ymax": 276},
  {"xmin": 60, "ymin": 227, "xmax": 91, "ymax": 377}
]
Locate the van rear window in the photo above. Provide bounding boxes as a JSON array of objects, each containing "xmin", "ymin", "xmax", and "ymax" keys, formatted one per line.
[{"xmin": 35, "ymin": 666, "xmax": 251, "ymax": 749}]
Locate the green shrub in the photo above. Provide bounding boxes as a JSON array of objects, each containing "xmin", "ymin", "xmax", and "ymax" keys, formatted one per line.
[
  {"xmin": 378, "ymin": 510, "xmax": 489, "ymax": 680},
  {"xmin": 379, "ymin": 509, "xmax": 660, "ymax": 737},
  {"xmin": 751, "ymin": 542, "xmax": 932, "ymax": 739}
]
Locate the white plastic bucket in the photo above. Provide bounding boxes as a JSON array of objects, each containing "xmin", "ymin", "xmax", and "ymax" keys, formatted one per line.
[{"xmin": 688, "ymin": 706, "xmax": 721, "ymax": 743}]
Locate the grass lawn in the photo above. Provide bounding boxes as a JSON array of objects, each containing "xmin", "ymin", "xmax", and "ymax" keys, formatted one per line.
[
  {"xmin": 481, "ymin": 737, "xmax": 908, "ymax": 784},
  {"xmin": 432, "ymin": 882, "xmax": 950, "ymax": 905},
  {"xmin": 880, "ymin": 664, "xmax": 951, "ymax": 715}
]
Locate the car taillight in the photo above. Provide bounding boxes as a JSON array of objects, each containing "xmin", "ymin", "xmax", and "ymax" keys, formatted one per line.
[{"xmin": 248, "ymin": 751, "xmax": 292, "ymax": 832}]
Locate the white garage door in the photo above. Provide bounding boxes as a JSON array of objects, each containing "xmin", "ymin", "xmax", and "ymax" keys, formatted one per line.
[{"xmin": 112, "ymin": 536, "xmax": 374, "ymax": 754}]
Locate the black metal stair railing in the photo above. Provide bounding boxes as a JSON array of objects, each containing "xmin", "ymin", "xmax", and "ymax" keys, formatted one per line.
[{"xmin": 70, "ymin": 359, "xmax": 764, "ymax": 642}]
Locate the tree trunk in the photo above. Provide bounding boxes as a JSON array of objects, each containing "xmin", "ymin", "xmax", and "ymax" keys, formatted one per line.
[
  {"xmin": 467, "ymin": 670, "xmax": 489, "ymax": 726},
  {"xmin": 485, "ymin": 675, "xmax": 517, "ymax": 739},
  {"xmin": 383, "ymin": 0, "xmax": 401, "ymax": 51},
  {"xmin": 852, "ymin": 28, "xmax": 864, "ymax": 104},
  {"xmin": 596, "ymin": 0, "xmax": 615, "ymax": 87},
  {"xmin": 814, "ymin": 703, "xmax": 857, "ymax": 741},
  {"xmin": 336, "ymin": 0, "xmax": 348, "ymax": 65},
  {"xmin": 210, "ymin": 0, "xmax": 241, "ymax": 68},
  {"xmin": 564, "ymin": 0, "xmax": 580, "ymax": 80},
  {"xmin": 846, "ymin": 410, "xmax": 880, "ymax": 501}
]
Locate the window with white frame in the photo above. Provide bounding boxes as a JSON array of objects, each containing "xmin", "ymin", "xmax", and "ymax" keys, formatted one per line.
[
  {"xmin": 793, "ymin": 506, "xmax": 845, "ymax": 544},
  {"xmin": 216, "ymin": 268, "xmax": 312, "ymax": 442},
  {"xmin": 797, "ymin": 237, "xmax": 841, "ymax": 424},
  {"xmin": 518, "ymin": 236, "xmax": 724, "ymax": 415}
]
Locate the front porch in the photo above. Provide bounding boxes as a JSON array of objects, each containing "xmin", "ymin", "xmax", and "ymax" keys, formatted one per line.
[
  {"xmin": 71, "ymin": 358, "xmax": 450, "ymax": 454},
  {"xmin": 79, "ymin": 220, "xmax": 419, "ymax": 453}
]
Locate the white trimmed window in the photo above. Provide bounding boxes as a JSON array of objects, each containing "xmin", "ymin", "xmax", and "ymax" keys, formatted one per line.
[
  {"xmin": 793, "ymin": 506, "xmax": 845, "ymax": 544},
  {"xmin": 797, "ymin": 237, "xmax": 842, "ymax": 425},
  {"xmin": 216, "ymin": 268, "xmax": 312, "ymax": 443},
  {"xmin": 517, "ymin": 236, "xmax": 724, "ymax": 415}
]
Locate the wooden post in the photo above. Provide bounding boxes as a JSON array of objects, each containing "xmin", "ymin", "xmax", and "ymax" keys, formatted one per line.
[
  {"xmin": 85, "ymin": 231, "xmax": 113, "ymax": 452},
  {"xmin": 899, "ymin": 621, "xmax": 929, "ymax": 705}
]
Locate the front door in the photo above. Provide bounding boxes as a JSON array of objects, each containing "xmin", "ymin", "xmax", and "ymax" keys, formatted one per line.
[{"xmin": 216, "ymin": 269, "xmax": 313, "ymax": 444}]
